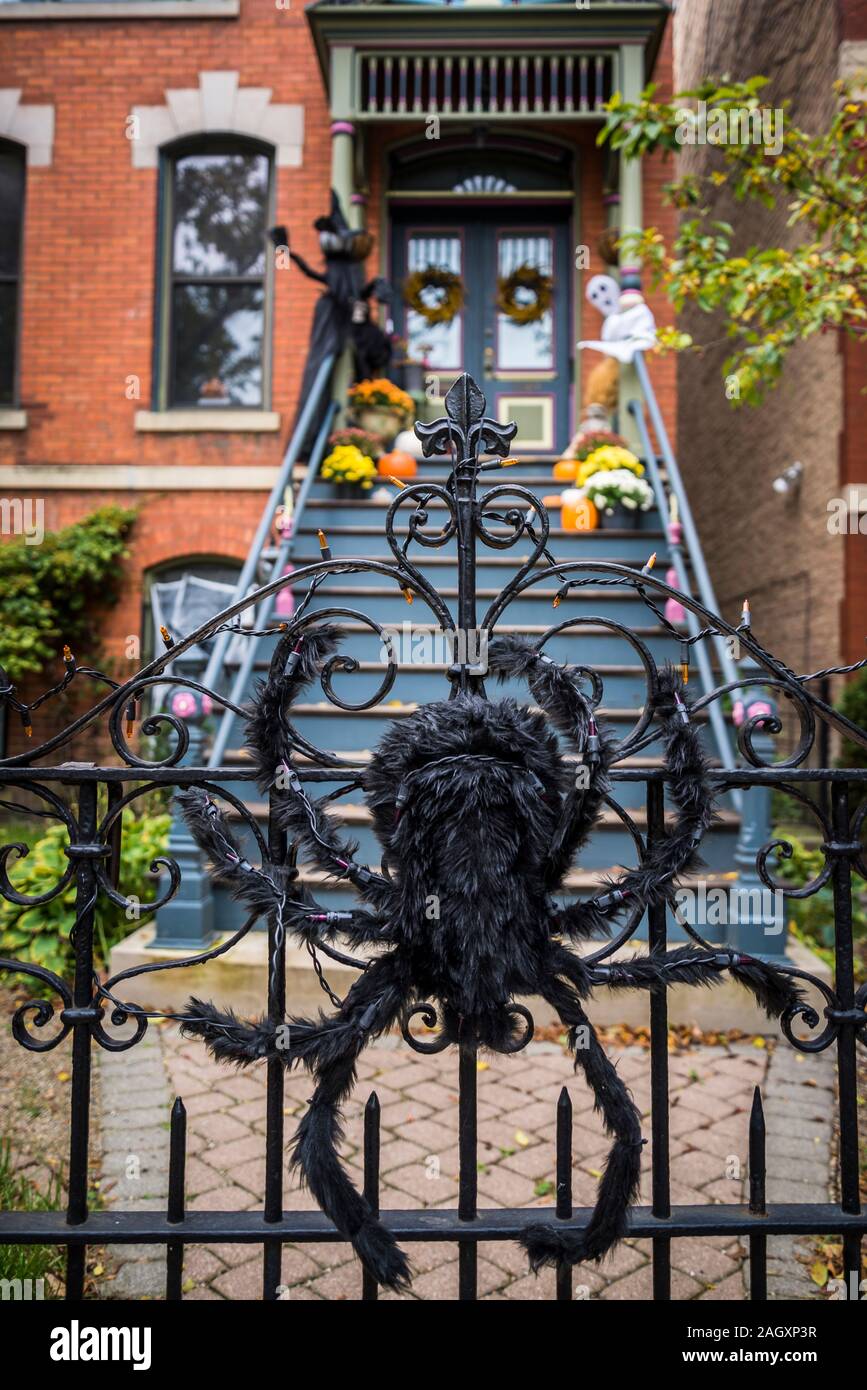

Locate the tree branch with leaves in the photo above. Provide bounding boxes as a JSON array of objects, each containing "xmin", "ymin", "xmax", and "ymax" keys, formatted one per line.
[{"xmin": 598, "ymin": 74, "xmax": 867, "ymax": 404}]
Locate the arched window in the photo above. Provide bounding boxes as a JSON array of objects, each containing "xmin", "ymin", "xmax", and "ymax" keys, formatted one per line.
[
  {"xmin": 156, "ymin": 138, "xmax": 273, "ymax": 410},
  {"xmin": 142, "ymin": 556, "xmax": 242, "ymax": 669},
  {"xmin": 0, "ymin": 141, "xmax": 26, "ymax": 408}
]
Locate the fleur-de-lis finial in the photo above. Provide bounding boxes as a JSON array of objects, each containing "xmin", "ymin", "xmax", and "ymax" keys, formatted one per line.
[{"xmin": 414, "ymin": 373, "xmax": 517, "ymax": 467}]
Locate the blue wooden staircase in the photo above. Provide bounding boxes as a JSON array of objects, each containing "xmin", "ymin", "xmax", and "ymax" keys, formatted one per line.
[{"xmin": 187, "ymin": 359, "xmax": 752, "ymax": 939}]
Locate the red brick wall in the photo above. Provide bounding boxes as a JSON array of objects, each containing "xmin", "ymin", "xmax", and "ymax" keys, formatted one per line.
[{"xmin": 1, "ymin": 0, "xmax": 330, "ymax": 468}]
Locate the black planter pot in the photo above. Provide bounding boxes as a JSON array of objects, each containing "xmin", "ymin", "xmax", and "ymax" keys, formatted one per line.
[
  {"xmin": 334, "ymin": 482, "xmax": 365, "ymax": 499},
  {"xmin": 599, "ymin": 504, "xmax": 631, "ymax": 529}
]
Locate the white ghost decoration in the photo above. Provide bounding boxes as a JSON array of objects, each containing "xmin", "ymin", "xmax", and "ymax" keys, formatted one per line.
[
  {"xmin": 585, "ymin": 274, "xmax": 620, "ymax": 318},
  {"xmin": 578, "ymin": 279, "xmax": 657, "ymax": 364}
]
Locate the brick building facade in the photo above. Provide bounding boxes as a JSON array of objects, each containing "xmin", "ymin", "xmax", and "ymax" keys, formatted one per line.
[
  {"xmin": 675, "ymin": 0, "xmax": 867, "ymax": 685},
  {"xmin": 0, "ymin": 0, "xmax": 678, "ymax": 755}
]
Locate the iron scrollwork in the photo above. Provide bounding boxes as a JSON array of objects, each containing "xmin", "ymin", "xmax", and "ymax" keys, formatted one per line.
[{"xmin": 0, "ymin": 372, "xmax": 866, "ymax": 1074}]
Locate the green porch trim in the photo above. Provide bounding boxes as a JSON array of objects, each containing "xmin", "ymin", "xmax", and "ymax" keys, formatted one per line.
[
  {"xmin": 318, "ymin": 0, "xmax": 665, "ymax": 442},
  {"xmin": 616, "ymin": 40, "xmax": 644, "ymax": 450},
  {"xmin": 307, "ymin": 2, "xmax": 670, "ymax": 95}
]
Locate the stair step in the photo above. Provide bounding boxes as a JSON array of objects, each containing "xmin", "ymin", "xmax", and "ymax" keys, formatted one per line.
[
  {"xmin": 309, "ymin": 497, "xmax": 662, "ymax": 525},
  {"xmin": 246, "ymin": 659, "xmax": 673, "ymax": 675},
  {"xmin": 294, "ymin": 865, "xmax": 739, "ymax": 893},
  {"xmin": 288, "ymin": 552, "xmax": 670, "ymax": 572},
  {"xmin": 223, "ymin": 745, "xmax": 700, "ymax": 769},
  {"xmin": 230, "ymin": 802, "xmax": 739, "ymax": 831},
  {"xmin": 310, "ymin": 474, "xmax": 580, "ymax": 489},
  {"xmin": 294, "ymin": 584, "xmax": 671, "ymax": 601},
  {"xmin": 330, "ymin": 619, "xmax": 665, "ymax": 635},
  {"xmin": 285, "ymin": 701, "xmax": 711, "ymax": 720},
  {"xmin": 295, "ymin": 526, "xmax": 679, "ymax": 546}
]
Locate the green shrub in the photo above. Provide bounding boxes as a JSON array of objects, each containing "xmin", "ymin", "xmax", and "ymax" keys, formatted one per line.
[
  {"xmin": 774, "ymin": 834, "xmax": 867, "ymax": 973},
  {"xmin": 837, "ymin": 669, "xmax": 867, "ymax": 770},
  {"xmin": 0, "ymin": 813, "xmax": 171, "ymax": 980},
  {"xmin": 0, "ymin": 505, "xmax": 135, "ymax": 683}
]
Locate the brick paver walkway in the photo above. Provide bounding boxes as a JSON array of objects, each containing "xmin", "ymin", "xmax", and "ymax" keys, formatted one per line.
[{"xmin": 97, "ymin": 1026, "xmax": 836, "ymax": 1301}]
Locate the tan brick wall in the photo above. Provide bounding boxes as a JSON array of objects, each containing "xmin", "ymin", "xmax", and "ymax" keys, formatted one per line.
[{"xmin": 673, "ymin": 0, "xmax": 845, "ymax": 684}]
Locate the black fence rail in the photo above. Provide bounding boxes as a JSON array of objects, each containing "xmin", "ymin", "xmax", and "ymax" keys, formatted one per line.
[
  {"xmin": 0, "ymin": 763, "xmax": 864, "ymax": 1301},
  {"xmin": 0, "ymin": 376, "xmax": 865, "ymax": 1301}
]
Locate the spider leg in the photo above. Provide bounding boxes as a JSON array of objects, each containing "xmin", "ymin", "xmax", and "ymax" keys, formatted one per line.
[
  {"xmin": 522, "ymin": 936, "xmax": 803, "ymax": 1272},
  {"xmin": 279, "ymin": 877, "xmax": 395, "ymax": 950},
  {"xmin": 521, "ymin": 968, "xmax": 643, "ymax": 1271},
  {"xmin": 244, "ymin": 622, "xmax": 393, "ymax": 912},
  {"xmin": 289, "ymin": 954, "xmax": 412, "ymax": 1291},
  {"xmin": 271, "ymin": 764, "xmax": 393, "ymax": 913},
  {"xmin": 181, "ymin": 954, "xmax": 412, "ymax": 1291},
  {"xmin": 552, "ymin": 663, "xmax": 718, "ymax": 940},
  {"xmin": 586, "ymin": 943, "xmax": 804, "ymax": 1020},
  {"xmin": 176, "ymin": 786, "xmax": 393, "ymax": 948}
]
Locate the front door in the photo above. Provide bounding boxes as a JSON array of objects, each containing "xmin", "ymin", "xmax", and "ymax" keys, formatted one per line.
[{"xmin": 391, "ymin": 207, "xmax": 572, "ymax": 453}]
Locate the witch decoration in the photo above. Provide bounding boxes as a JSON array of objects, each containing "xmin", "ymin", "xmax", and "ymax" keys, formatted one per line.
[
  {"xmin": 272, "ymin": 190, "xmax": 393, "ymax": 452},
  {"xmin": 176, "ymin": 377, "xmax": 809, "ymax": 1293}
]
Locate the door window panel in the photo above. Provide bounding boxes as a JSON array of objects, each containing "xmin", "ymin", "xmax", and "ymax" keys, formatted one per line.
[
  {"xmin": 496, "ymin": 232, "xmax": 554, "ymax": 371},
  {"xmin": 405, "ymin": 233, "xmax": 462, "ymax": 370}
]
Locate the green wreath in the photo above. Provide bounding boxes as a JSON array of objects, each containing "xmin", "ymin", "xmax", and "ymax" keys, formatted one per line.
[
  {"xmin": 402, "ymin": 266, "xmax": 464, "ymax": 326},
  {"xmin": 496, "ymin": 264, "xmax": 553, "ymax": 325}
]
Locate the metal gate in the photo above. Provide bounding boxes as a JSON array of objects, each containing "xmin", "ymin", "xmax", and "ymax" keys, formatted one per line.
[{"xmin": 0, "ymin": 377, "xmax": 864, "ymax": 1301}]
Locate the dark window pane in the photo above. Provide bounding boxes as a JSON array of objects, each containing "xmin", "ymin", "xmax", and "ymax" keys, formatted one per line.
[
  {"xmin": 170, "ymin": 283, "xmax": 264, "ymax": 407},
  {"xmin": 0, "ymin": 145, "xmax": 25, "ymax": 277},
  {"xmin": 0, "ymin": 282, "xmax": 17, "ymax": 405},
  {"xmin": 172, "ymin": 152, "xmax": 268, "ymax": 277}
]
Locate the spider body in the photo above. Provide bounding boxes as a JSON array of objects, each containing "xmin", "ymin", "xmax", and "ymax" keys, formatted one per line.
[
  {"xmin": 366, "ymin": 696, "xmax": 564, "ymax": 1042},
  {"xmin": 180, "ymin": 624, "xmax": 802, "ymax": 1292}
]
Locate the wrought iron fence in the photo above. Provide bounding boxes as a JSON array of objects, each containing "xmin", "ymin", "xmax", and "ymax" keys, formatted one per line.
[{"xmin": 0, "ymin": 375, "xmax": 864, "ymax": 1301}]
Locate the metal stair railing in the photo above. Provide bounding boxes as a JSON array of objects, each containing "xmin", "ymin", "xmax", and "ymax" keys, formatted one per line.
[
  {"xmin": 629, "ymin": 351, "xmax": 744, "ymax": 811},
  {"xmin": 204, "ymin": 353, "xmax": 337, "ymax": 770}
]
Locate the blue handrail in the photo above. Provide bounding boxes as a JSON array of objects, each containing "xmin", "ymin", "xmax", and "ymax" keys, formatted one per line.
[
  {"xmin": 202, "ymin": 352, "xmax": 336, "ymax": 768},
  {"xmin": 207, "ymin": 394, "xmax": 338, "ymax": 768},
  {"xmin": 629, "ymin": 352, "xmax": 744, "ymax": 810}
]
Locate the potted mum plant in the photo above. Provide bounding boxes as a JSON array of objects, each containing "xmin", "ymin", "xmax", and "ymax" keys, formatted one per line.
[
  {"xmin": 584, "ymin": 468, "xmax": 654, "ymax": 528},
  {"xmin": 327, "ymin": 426, "xmax": 384, "ymax": 460},
  {"xmin": 348, "ymin": 378, "xmax": 415, "ymax": 444},
  {"xmin": 321, "ymin": 443, "xmax": 378, "ymax": 497},
  {"xmin": 575, "ymin": 443, "xmax": 645, "ymax": 489}
]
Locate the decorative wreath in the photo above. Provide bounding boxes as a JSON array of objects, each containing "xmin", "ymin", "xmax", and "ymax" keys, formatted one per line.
[
  {"xmin": 402, "ymin": 266, "xmax": 464, "ymax": 326},
  {"xmin": 496, "ymin": 263, "xmax": 553, "ymax": 326}
]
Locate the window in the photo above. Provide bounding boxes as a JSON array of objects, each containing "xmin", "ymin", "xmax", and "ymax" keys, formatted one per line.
[
  {"xmin": 143, "ymin": 557, "xmax": 241, "ymax": 672},
  {"xmin": 0, "ymin": 141, "xmax": 25, "ymax": 408},
  {"xmin": 158, "ymin": 140, "xmax": 272, "ymax": 409}
]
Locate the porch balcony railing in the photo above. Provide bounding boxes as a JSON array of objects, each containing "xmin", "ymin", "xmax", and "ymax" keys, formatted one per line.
[{"xmin": 358, "ymin": 50, "xmax": 614, "ymax": 118}]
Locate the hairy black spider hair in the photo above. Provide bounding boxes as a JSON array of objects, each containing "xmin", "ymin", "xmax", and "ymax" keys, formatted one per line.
[{"xmin": 178, "ymin": 623, "xmax": 803, "ymax": 1291}]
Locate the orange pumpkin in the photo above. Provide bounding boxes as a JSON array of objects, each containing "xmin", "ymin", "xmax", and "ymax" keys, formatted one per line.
[
  {"xmin": 553, "ymin": 458, "xmax": 577, "ymax": 481},
  {"xmin": 561, "ymin": 492, "xmax": 599, "ymax": 531},
  {"xmin": 377, "ymin": 449, "xmax": 418, "ymax": 478}
]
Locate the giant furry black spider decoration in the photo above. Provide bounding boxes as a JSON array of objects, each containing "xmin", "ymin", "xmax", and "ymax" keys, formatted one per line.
[{"xmin": 178, "ymin": 623, "xmax": 803, "ymax": 1291}]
